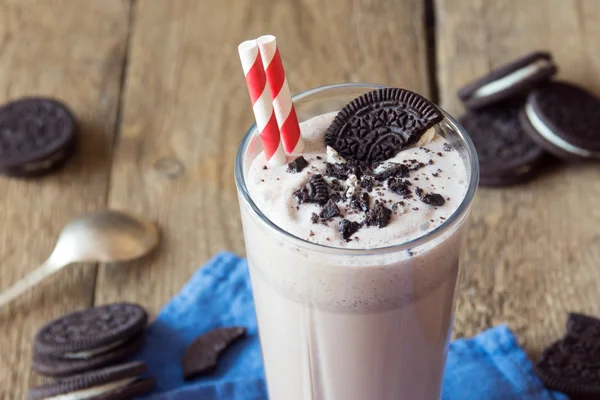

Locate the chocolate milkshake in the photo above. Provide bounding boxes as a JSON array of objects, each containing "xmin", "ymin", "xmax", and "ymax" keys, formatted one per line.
[{"xmin": 235, "ymin": 85, "xmax": 479, "ymax": 400}]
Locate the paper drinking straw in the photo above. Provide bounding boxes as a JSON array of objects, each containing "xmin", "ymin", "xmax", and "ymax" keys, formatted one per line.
[
  {"xmin": 257, "ymin": 35, "xmax": 304, "ymax": 154},
  {"xmin": 238, "ymin": 39, "xmax": 286, "ymax": 166}
]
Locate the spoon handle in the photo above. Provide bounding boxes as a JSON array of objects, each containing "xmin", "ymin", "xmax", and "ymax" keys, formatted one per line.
[{"xmin": 0, "ymin": 260, "xmax": 63, "ymax": 308}]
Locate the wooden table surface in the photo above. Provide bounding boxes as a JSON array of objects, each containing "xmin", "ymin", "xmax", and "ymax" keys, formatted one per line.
[{"xmin": 1, "ymin": 0, "xmax": 599, "ymax": 397}]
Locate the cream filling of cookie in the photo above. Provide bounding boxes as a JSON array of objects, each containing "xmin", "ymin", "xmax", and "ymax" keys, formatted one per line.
[
  {"xmin": 63, "ymin": 340, "xmax": 126, "ymax": 360},
  {"xmin": 326, "ymin": 146, "xmax": 346, "ymax": 164},
  {"xmin": 513, "ymin": 165, "xmax": 532, "ymax": 176},
  {"xmin": 414, "ymin": 127, "xmax": 435, "ymax": 146},
  {"xmin": 45, "ymin": 378, "xmax": 136, "ymax": 400},
  {"xmin": 525, "ymin": 102, "xmax": 600, "ymax": 158},
  {"xmin": 23, "ymin": 149, "xmax": 66, "ymax": 171},
  {"xmin": 472, "ymin": 59, "xmax": 552, "ymax": 99}
]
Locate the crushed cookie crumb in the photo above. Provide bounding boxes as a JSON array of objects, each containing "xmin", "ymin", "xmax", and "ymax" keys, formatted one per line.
[
  {"xmin": 287, "ymin": 156, "xmax": 309, "ymax": 173},
  {"xmin": 320, "ymin": 199, "xmax": 341, "ymax": 220},
  {"xmin": 311, "ymin": 213, "xmax": 319, "ymax": 223},
  {"xmin": 365, "ymin": 201, "xmax": 392, "ymax": 228}
]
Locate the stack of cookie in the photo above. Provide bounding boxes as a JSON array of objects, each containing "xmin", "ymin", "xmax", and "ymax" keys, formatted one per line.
[
  {"xmin": 457, "ymin": 51, "xmax": 600, "ymax": 186},
  {"xmin": 29, "ymin": 303, "xmax": 156, "ymax": 399},
  {"xmin": 535, "ymin": 313, "xmax": 600, "ymax": 399}
]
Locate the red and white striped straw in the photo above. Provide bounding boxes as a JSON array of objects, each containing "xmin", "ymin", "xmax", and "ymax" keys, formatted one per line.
[
  {"xmin": 257, "ymin": 35, "xmax": 304, "ymax": 154},
  {"xmin": 238, "ymin": 39, "xmax": 287, "ymax": 166}
]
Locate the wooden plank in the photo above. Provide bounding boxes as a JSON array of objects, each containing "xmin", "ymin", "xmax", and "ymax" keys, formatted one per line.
[
  {"xmin": 436, "ymin": 0, "xmax": 600, "ymax": 354},
  {"xmin": 96, "ymin": 0, "xmax": 430, "ymax": 313},
  {"xmin": 0, "ymin": 0, "xmax": 129, "ymax": 397}
]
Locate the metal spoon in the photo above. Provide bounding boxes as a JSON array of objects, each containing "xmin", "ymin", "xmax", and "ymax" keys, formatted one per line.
[{"xmin": 0, "ymin": 210, "xmax": 159, "ymax": 308}]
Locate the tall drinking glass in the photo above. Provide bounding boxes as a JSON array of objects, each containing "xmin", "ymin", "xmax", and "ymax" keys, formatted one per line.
[{"xmin": 235, "ymin": 84, "xmax": 479, "ymax": 400}]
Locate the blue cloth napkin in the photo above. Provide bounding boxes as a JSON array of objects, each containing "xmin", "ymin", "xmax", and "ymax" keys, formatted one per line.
[{"xmin": 134, "ymin": 252, "xmax": 567, "ymax": 400}]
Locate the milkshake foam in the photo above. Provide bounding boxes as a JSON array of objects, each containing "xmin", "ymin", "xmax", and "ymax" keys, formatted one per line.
[{"xmin": 247, "ymin": 112, "xmax": 468, "ymax": 249}]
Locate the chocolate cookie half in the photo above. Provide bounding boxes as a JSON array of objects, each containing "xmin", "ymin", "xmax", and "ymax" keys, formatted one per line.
[
  {"xmin": 325, "ymin": 88, "xmax": 443, "ymax": 164},
  {"xmin": 32, "ymin": 303, "xmax": 148, "ymax": 377},
  {"xmin": 0, "ymin": 97, "xmax": 78, "ymax": 178},
  {"xmin": 28, "ymin": 361, "xmax": 155, "ymax": 400},
  {"xmin": 535, "ymin": 313, "xmax": 600, "ymax": 399},
  {"xmin": 520, "ymin": 81, "xmax": 600, "ymax": 161},
  {"xmin": 182, "ymin": 326, "xmax": 247, "ymax": 380},
  {"xmin": 458, "ymin": 100, "xmax": 548, "ymax": 186},
  {"xmin": 536, "ymin": 340, "xmax": 600, "ymax": 399},
  {"xmin": 567, "ymin": 313, "xmax": 600, "ymax": 338},
  {"xmin": 458, "ymin": 51, "xmax": 557, "ymax": 109}
]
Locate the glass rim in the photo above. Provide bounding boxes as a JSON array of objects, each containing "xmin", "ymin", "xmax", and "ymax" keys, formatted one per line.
[{"xmin": 234, "ymin": 83, "xmax": 479, "ymax": 256}]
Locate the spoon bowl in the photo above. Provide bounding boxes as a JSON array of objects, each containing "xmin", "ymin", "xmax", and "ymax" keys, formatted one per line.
[
  {"xmin": 51, "ymin": 211, "xmax": 160, "ymax": 265},
  {"xmin": 0, "ymin": 210, "xmax": 160, "ymax": 308}
]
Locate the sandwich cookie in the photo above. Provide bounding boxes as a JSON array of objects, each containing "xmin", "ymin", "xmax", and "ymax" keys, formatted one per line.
[
  {"xmin": 458, "ymin": 100, "xmax": 548, "ymax": 186},
  {"xmin": 32, "ymin": 303, "xmax": 148, "ymax": 377},
  {"xmin": 520, "ymin": 81, "xmax": 600, "ymax": 161},
  {"xmin": 0, "ymin": 97, "xmax": 78, "ymax": 178},
  {"xmin": 28, "ymin": 361, "xmax": 155, "ymax": 400},
  {"xmin": 458, "ymin": 51, "xmax": 557, "ymax": 109}
]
